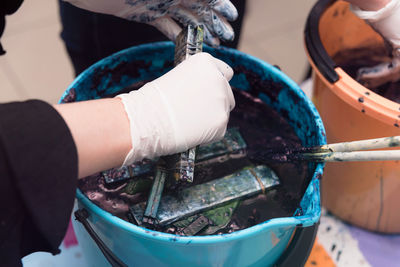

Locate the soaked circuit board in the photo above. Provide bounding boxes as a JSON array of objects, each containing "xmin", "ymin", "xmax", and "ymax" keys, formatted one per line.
[
  {"xmin": 129, "ymin": 165, "xmax": 280, "ymax": 227},
  {"xmin": 102, "ymin": 128, "xmax": 247, "ymax": 184},
  {"xmin": 103, "ymin": 159, "xmax": 154, "ymax": 184},
  {"xmin": 164, "ymin": 24, "xmax": 205, "ymax": 184}
]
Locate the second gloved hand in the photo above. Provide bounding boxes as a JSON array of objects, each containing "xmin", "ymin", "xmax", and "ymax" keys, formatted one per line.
[
  {"xmin": 116, "ymin": 52, "xmax": 235, "ymax": 166},
  {"xmin": 351, "ymin": 0, "xmax": 400, "ymax": 87},
  {"xmin": 62, "ymin": 0, "xmax": 238, "ymax": 47},
  {"xmin": 351, "ymin": 0, "xmax": 400, "ymax": 56}
]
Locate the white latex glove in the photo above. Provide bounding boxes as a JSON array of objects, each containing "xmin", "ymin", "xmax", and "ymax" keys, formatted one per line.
[
  {"xmin": 351, "ymin": 0, "xmax": 400, "ymax": 56},
  {"xmin": 351, "ymin": 0, "xmax": 400, "ymax": 87},
  {"xmin": 63, "ymin": 0, "xmax": 238, "ymax": 47},
  {"xmin": 116, "ymin": 52, "xmax": 235, "ymax": 166}
]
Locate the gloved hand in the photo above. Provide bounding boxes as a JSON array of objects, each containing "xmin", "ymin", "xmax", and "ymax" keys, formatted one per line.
[
  {"xmin": 116, "ymin": 52, "xmax": 235, "ymax": 166},
  {"xmin": 63, "ymin": 0, "xmax": 238, "ymax": 47},
  {"xmin": 351, "ymin": 0, "xmax": 400, "ymax": 56},
  {"xmin": 351, "ymin": 0, "xmax": 400, "ymax": 87}
]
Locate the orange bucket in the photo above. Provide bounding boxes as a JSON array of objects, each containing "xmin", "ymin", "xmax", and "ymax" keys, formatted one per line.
[{"xmin": 305, "ymin": 0, "xmax": 400, "ymax": 233}]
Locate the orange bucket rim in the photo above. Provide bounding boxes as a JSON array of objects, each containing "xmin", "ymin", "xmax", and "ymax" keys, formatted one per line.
[{"xmin": 304, "ymin": 0, "xmax": 400, "ymax": 128}]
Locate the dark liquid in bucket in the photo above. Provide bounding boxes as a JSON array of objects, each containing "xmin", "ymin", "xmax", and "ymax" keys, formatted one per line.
[
  {"xmin": 78, "ymin": 85, "xmax": 309, "ymax": 235},
  {"xmin": 334, "ymin": 47, "xmax": 400, "ymax": 103}
]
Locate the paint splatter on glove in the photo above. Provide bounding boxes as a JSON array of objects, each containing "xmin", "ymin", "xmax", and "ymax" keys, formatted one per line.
[
  {"xmin": 116, "ymin": 53, "xmax": 235, "ymax": 166},
  {"xmin": 62, "ymin": 0, "xmax": 238, "ymax": 47},
  {"xmin": 351, "ymin": 0, "xmax": 400, "ymax": 87}
]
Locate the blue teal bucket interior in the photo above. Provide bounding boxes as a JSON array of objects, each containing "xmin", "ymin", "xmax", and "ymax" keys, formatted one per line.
[{"xmin": 62, "ymin": 42, "xmax": 326, "ymax": 267}]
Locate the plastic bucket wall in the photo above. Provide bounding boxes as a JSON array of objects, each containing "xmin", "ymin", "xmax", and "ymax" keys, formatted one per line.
[
  {"xmin": 305, "ymin": 0, "xmax": 400, "ymax": 233},
  {"xmin": 61, "ymin": 42, "xmax": 326, "ymax": 266}
]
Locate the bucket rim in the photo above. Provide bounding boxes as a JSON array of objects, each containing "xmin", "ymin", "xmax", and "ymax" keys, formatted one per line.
[
  {"xmin": 75, "ymin": 171, "xmax": 322, "ymax": 244},
  {"xmin": 304, "ymin": 0, "xmax": 400, "ymax": 128},
  {"xmin": 65, "ymin": 41, "xmax": 325, "ymax": 244}
]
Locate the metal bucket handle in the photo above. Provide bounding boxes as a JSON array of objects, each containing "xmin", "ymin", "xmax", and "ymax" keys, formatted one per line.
[
  {"xmin": 74, "ymin": 208, "xmax": 317, "ymax": 267},
  {"xmin": 74, "ymin": 209, "xmax": 128, "ymax": 267}
]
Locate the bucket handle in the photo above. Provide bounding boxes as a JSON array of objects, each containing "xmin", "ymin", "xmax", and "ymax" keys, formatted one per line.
[
  {"xmin": 274, "ymin": 222, "xmax": 319, "ymax": 267},
  {"xmin": 304, "ymin": 0, "xmax": 339, "ymax": 84},
  {"xmin": 74, "ymin": 209, "xmax": 128, "ymax": 267}
]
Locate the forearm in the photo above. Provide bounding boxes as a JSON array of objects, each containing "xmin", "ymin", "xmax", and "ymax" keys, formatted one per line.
[
  {"xmin": 54, "ymin": 98, "xmax": 131, "ymax": 178},
  {"xmin": 345, "ymin": 0, "xmax": 390, "ymax": 10}
]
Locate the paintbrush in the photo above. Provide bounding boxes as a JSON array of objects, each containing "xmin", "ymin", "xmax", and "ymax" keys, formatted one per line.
[{"xmin": 250, "ymin": 136, "xmax": 400, "ymax": 163}]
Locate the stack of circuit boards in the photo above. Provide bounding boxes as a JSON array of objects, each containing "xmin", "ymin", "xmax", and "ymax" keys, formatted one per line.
[
  {"xmin": 101, "ymin": 26, "xmax": 280, "ymax": 236},
  {"xmin": 103, "ymin": 127, "xmax": 280, "ymax": 235}
]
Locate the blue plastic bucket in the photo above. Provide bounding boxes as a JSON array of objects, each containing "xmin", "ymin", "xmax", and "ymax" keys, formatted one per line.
[{"xmin": 61, "ymin": 42, "xmax": 326, "ymax": 267}]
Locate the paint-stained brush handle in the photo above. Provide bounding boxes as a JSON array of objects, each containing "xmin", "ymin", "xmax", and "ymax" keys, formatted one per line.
[
  {"xmin": 299, "ymin": 150, "xmax": 400, "ymax": 162},
  {"xmin": 251, "ymin": 135, "xmax": 400, "ymax": 163},
  {"xmin": 321, "ymin": 136, "xmax": 400, "ymax": 152}
]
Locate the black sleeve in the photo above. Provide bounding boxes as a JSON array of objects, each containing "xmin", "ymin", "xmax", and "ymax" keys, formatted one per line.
[
  {"xmin": 0, "ymin": 0, "xmax": 24, "ymax": 54},
  {"xmin": 0, "ymin": 100, "xmax": 78, "ymax": 267}
]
